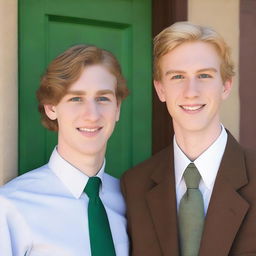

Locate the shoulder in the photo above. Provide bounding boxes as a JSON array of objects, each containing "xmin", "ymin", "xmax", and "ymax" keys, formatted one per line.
[
  {"xmin": 243, "ymin": 147, "xmax": 256, "ymax": 165},
  {"xmin": 0, "ymin": 164, "xmax": 55, "ymax": 199},
  {"xmin": 122, "ymin": 145, "xmax": 172, "ymax": 181},
  {"xmin": 226, "ymin": 130, "xmax": 256, "ymax": 181},
  {"xmin": 226, "ymin": 130, "xmax": 256, "ymax": 167},
  {"xmin": 243, "ymin": 147, "xmax": 256, "ymax": 180}
]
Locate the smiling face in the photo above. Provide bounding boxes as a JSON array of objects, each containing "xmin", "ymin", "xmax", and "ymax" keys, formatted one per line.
[
  {"xmin": 154, "ymin": 41, "xmax": 232, "ymax": 138},
  {"xmin": 44, "ymin": 64, "xmax": 120, "ymax": 163}
]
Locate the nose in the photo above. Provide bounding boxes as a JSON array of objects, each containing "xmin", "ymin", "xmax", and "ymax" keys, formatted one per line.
[
  {"xmin": 81, "ymin": 100, "xmax": 100, "ymax": 122},
  {"xmin": 183, "ymin": 78, "xmax": 199, "ymax": 98}
]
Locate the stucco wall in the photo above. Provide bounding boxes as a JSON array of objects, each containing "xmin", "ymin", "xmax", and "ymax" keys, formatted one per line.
[
  {"xmin": 0, "ymin": 0, "xmax": 18, "ymax": 185},
  {"xmin": 188, "ymin": 0, "xmax": 240, "ymax": 140}
]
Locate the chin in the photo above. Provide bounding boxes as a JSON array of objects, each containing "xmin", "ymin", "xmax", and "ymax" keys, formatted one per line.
[
  {"xmin": 84, "ymin": 144, "xmax": 107, "ymax": 155},
  {"xmin": 175, "ymin": 123, "xmax": 208, "ymax": 134}
]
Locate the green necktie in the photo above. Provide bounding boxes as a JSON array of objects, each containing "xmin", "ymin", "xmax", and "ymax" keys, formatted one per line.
[
  {"xmin": 84, "ymin": 177, "xmax": 116, "ymax": 256},
  {"xmin": 178, "ymin": 163, "xmax": 204, "ymax": 256}
]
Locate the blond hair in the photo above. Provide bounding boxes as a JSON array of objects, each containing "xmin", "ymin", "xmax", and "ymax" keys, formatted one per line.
[{"xmin": 154, "ymin": 21, "xmax": 235, "ymax": 82}]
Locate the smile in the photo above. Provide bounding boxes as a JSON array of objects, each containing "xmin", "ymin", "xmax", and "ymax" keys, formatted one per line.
[
  {"xmin": 78, "ymin": 127, "xmax": 101, "ymax": 132},
  {"xmin": 179, "ymin": 104, "xmax": 205, "ymax": 111}
]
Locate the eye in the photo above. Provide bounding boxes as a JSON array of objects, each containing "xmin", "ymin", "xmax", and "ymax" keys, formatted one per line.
[
  {"xmin": 171, "ymin": 74, "xmax": 184, "ymax": 80},
  {"xmin": 96, "ymin": 96, "xmax": 110, "ymax": 102},
  {"xmin": 69, "ymin": 97, "xmax": 82, "ymax": 102},
  {"xmin": 198, "ymin": 73, "xmax": 212, "ymax": 79}
]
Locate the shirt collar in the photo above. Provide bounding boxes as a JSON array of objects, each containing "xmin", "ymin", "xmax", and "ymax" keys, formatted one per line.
[
  {"xmin": 48, "ymin": 147, "xmax": 105, "ymax": 199},
  {"xmin": 174, "ymin": 124, "xmax": 227, "ymax": 189}
]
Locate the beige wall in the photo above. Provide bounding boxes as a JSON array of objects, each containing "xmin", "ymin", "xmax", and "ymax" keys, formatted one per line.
[
  {"xmin": 188, "ymin": 0, "xmax": 240, "ymax": 140},
  {"xmin": 0, "ymin": 0, "xmax": 18, "ymax": 185}
]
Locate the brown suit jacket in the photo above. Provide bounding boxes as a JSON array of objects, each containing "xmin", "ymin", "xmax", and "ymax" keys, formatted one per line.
[{"xmin": 121, "ymin": 132, "xmax": 256, "ymax": 256}]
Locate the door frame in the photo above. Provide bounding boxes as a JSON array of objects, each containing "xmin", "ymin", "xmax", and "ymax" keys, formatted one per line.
[{"xmin": 152, "ymin": 0, "xmax": 188, "ymax": 154}]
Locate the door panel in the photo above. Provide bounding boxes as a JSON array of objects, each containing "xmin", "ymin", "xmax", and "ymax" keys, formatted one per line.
[{"xmin": 19, "ymin": 0, "xmax": 152, "ymax": 177}]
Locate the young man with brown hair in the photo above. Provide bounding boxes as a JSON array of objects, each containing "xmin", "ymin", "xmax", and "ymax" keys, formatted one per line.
[
  {"xmin": 0, "ymin": 45, "xmax": 129, "ymax": 256},
  {"xmin": 121, "ymin": 22, "xmax": 256, "ymax": 256}
]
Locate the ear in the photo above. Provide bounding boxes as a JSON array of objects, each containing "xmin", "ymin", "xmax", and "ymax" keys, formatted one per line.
[
  {"xmin": 222, "ymin": 78, "xmax": 233, "ymax": 100},
  {"xmin": 115, "ymin": 103, "xmax": 121, "ymax": 122},
  {"xmin": 154, "ymin": 80, "xmax": 166, "ymax": 102},
  {"xmin": 44, "ymin": 104, "xmax": 57, "ymax": 120}
]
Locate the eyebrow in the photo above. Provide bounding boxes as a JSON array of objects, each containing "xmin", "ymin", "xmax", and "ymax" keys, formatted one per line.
[
  {"xmin": 165, "ymin": 68, "xmax": 218, "ymax": 76},
  {"xmin": 66, "ymin": 90, "xmax": 85, "ymax": 96},
  {"xmin": 165, "ymin": 70, "xmax": 186, "ymax": 76},
  {"xmin": 96, "ymin": 90, "xmax": 115, "ymax": 96},
  {"xmin": 196, "ymin": 68, "xmax": 218, "ymax": 73},
  {"xmin": 66, "ymin": 89, "xmax": 115, "ymax": 96}
]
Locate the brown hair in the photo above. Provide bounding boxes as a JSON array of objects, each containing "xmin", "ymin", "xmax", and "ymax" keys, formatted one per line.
[
  {"xmin": 37, "ymin": 45, "xmax": 129, "ymax": 131},
  {"xmin": 153, "ymin": 21, "xmax": 235, "ymax": 82}
]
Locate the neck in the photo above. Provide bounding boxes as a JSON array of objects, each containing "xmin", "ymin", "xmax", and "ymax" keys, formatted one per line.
[
  {"xmin": 174, "ymin": 124, "xmax": 222, "ymax": 161},
  {"xmin": 57, "ymin": 147, "xmax": 105, "ymax": 177}
]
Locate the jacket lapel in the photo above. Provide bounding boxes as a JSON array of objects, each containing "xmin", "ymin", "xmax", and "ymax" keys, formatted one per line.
[
  {"xmin": 199, "ymin": 132, "xmax": 249, "ymax": 256},
  {"xmin": 146, "ymin": 145, "xmax": 180, "ymax": 256}
]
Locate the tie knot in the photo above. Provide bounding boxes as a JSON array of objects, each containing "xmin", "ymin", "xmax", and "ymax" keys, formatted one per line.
[
  {"xmin": 183, "ymin": 163, "xmax": 201, "ymax": 189},
  {"xmin": 84, "ymin": 177, "xmax": 101, "ymax": 198}
]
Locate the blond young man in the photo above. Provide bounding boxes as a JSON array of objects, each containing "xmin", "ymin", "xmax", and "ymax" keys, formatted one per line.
[
  {"xmin": 0, "ymin": 45, "xmax": 129, "ymax": 256},
  {"xmin": 121, "ymin": 22, "xmax": 256, "ymax": 256}
]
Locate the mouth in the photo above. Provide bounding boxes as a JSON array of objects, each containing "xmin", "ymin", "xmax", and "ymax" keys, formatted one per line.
[
  {"xmin": 179, "ymin": 104, "xmax": 206, "ymax": 112},
  {"xmin": 77, "ymin": 127, "xmax": 103, "ymax": 136}
]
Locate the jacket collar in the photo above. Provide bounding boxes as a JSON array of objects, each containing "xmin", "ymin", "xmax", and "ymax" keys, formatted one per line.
[{"xmin": 146, "ymin": 144, "xmax": 180, "ymax": 256}]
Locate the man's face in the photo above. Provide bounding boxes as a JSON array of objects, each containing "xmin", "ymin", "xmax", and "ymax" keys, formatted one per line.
[
  {"xmin": 45, "ymin": 65, "xmax": 120, "ymax": 161},
  {"xmin": 154, "ymin": 41, "xmax": 232, "ymax": 136}
]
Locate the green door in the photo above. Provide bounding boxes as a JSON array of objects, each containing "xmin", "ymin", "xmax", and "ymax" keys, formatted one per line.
[{"xmin": 19, "ymin": 0, "xmax": 152, "ymax": 178}]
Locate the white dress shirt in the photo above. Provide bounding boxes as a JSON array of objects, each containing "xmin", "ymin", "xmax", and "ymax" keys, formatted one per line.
[
  {"xmin": 0, "ymin": 148, "xmax": 129, "ymax": 256},
  {"xmin": 174, "ymin": 125, "xmax": 228, "ymax": 214}
]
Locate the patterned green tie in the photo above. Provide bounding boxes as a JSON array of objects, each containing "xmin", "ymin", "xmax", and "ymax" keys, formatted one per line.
[
  {"xmin": 178, "ymin": 163, "xmax": 204, "ymax": 256},
  {"xmin": 84, "ymin": 177, "xmax": 116, "ymax": 256}
]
